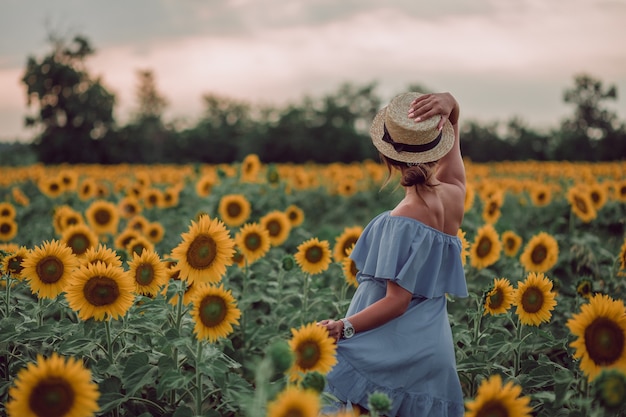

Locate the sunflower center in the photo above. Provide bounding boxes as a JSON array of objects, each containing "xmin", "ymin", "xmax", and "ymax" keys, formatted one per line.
[
  {"xmin": 488, "ymin": 288, "xmax": 504, "ymax": 309},
  {"xmin": 505, "ymin": 238, "xmax": 516, "ymax": 251},
  {"xmin": 29, "ymin": 376, "xmax": 75, "ymax": 417},
  {"xmin": 136, "ymin": 264, "xmax": 154, "ymax": 285},
  {"xmin": 284, "ymin": 407, "xmax": 306, "ymax": 417},
  {"xmin": 600, "ymin": 376, "xmax": 626, "ymax": 407},
  {"xmin": 66, "ymin": 217, "xmax": 79, "ymax": 226},
  {"xmin": 476, "ymin": 236, "xmax": 493, "ymax": 258},
  {"xmin": 266, "ymin": 220, "xmax": 282, "ymax": 237},
  {"xmin": 36, "ymin": 256, "xmax": 64, "ymax": 284},
  {"xmin": 297, "ymin": 340, "xmax": 321, "ymax": 370},
  {"xmin": 573, "ymin": 195, "xmax": 589, "ymax": 213},
  {"xmin": 83, "ymin": 275, "xmax": 120, "ymax": 306},
  {"xmin": 94, "ymin": 208, "xmax": 112, "ymax": 226},
  {"xmin": 476, "ymin": 400, "xmax": 509, "ymax": 417},
  {"xmin": 244, "ymin": 232, "xmax": 261, "ymax": 251},
  {"xmin": 1, "ymin": 222, "xmax": 13, "ymax": 234},
  {"xmin": 521, "ymin": 286, "xmax": 544, "ymax": 313},
  {"xmin": 487, "ymin": 201, "xmax": 499, "ymax": 215},
  {"xmin": 199, "ymin": 295, "xmax": 227, "ymax": 327},
  {"xmin": 68, "ymin": 233, "xmax": 90, "ymax": 255},
  {"xmin": 186, "ymin": 235, "xmax": 217, "ymax": 269},
  {"xmin": 8, "ymin": 256, "xmax": 25, "ymax": 274},
  {"xmin": 342, "ymin": 237, "xmax": 358, "ymax": 257},
  {"xmin": 349, "ymin": 260, "xmax": 358, "ymax": 277},
  {"xmin": 584, "ymin": 317, "xmax": 625, "ymax": 366},
  {"xmin": 530, "ymin": 244, "xmax": 547, "ymax": 264},
  {"xmin": 537, "ymin": 192, "xmax": 546, "ymax": 202},
  {"xmin": 305, "ymin": 246, "xmax": 323, "ymax": 264},
  {"xmin": 226, "ymin": 202, "xmax": 242, "ymax": 218}
]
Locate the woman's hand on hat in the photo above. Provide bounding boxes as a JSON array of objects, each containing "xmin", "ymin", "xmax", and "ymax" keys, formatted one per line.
[{"xmin": 408, "ymin": 93, "xmax": 457, "ymax": 130}]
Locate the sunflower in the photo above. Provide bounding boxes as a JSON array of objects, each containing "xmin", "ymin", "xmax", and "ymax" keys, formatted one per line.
[
  {"xmin": 195, "ymin": 174, "xmax": 217, "ymax": 197},
  {"xmin": 614, "ymin": 179, "xmax": 626, "ymax": 203},
  {"xmin": 576, "ymin": 278, "xmax": 594, "ymax": 299},
  {"xmin": 240, "ymin": 153, "xmax": 262, "ymax": 182},
  {"xmin": 481, "ymin": 193, "xmax": 503, "ymax": 224},
  {"xmin": 469, "ymin": 224, "xmax": 502, "ymax": 270},
  {"xmin": 117, "ymin": 196, "xmax": 142, "ymax": 219},
  {"xmin": 528, "ymin": 183, "xmax": 552, "ymax": 207},
  {"xmin": 1, "ymin": 246, "xmax": 28, "ymax": 279},
  {"xmin": 483, "ymin": 277, "xmax": 515, "ymax": 316},
  {"xmin": 81, "ymin": 243, "xmax": 123, "ymax": 268},
  {"xmin": 171, "ymin": 215, "xmax": 234, "ymax": 284},
  {"xmin": 65, "ymin": 261, "xmax": 135, "ymax": 321},
  {"xmin": 288, "ymin": 322, "xmax": 337, "ymax": 380},
  {"xmin": 126, "ymin": 215, "xmax": 150, "ymax": 233},
  {"xmin": 127, "ymin": 249, "xmax": 168, "ymax": 296},
  {"xmin": 0, "ymin": 218, "xmax": 18, "ymax": 241},
  {"xmin": 335, "ymin": 178, "xmax": 359, "ymax": 197},
  {"xmin": 0, "ymin": 202, "xmax": 16, "ymax": 219},
  {"xmin": 53, "ymin": 205, "xmax": 84, "ymax": 235},
  {"xmin": 266, "ymin": 386, "xmax": 320, "ymax": 417},
  {"xmin": 218, "ymin": 194, "xmax": 252, "ymax": 227},
  {"xmin": 78, "ymin": 177, "xmax": 97, "ymax": 201},
  {"xmin": 464, "ymin": 374, "xmax": 532, "ymax": 417},
  {"xmin": 342, "ymin": 245, "xmax": 359, "ymax": 288},
  {"xmin": 295, "ymin": 238, "xmax": 332, "ymax": 275},
  {"xmin": 141, "ymin": 187, "xmax": 164, "ymax": 209},
  {"xmin": 114, "ymin": 228, "xmax": 142, "ymax": 251},
  {"xmin": 285, "ymin": 204, "xmax": 305, "ymax": 227},
  {"xmin": 22, "ymin": 240, "xmax": 78, "ymax": 299},
  {"xmin": 161, "ymin": 186, "xmax": 181, "ymax": 208},
  {"xmin": 6, "ymin": 352, "xmax": 100, "ymax": 417},
  {"xmin": 566, "ymin": 293, "xmax": 626, "ymax": 381},
  {"xmin": 501, "ymin": 231, "xmax": 522, "ymax": 257},
  {"xmin": 588, "ymin": 182, "xmax": 609, "ymax": 211},
  {"xmin": 38, "ymin": 176, "xmax": 64, "ymax": 198},
  {"xmin": 60, "ymin": 224, "xmax": 99, "ymax": 258},
  {"xmin": 513, "ymin": 272, "xmax": 557, "ymax": 326},
  {"xmin": 126, "ymin": 236, "xmax": 155, "ymax": 258},
  {"xmin": 57, "ymin": 168, "xmax": 79, "ymax": 193},
  {"xmin": 234, "ymin": 223, "xmax": 271, "ymax": 264},
  {"xmin": 260, "ymin": 210, "xmax": 292, "ymax": 247},
  {"xmin": 333, "ymin": 226, "xmax": 363, "ymax": 262},
  {"xmin": 190, "ymin": 284, "xmax": 241, "ymax": 342},
  {"xmin": 593, "ymin": 370, "xmax": 626, "ymax": 412},
  {"xmin": 457, "ymin": 229, "xmax": 469, "ymax": 266},
  {"xmin": 85, "ymin": 200, "xmax": 119, "ymax": 235},
  {"xmin": 145, "ymin": 221, "xmax": 165, "ymax": 244},
  {"xmin": 166, "ymin": 279, "xmax": 209, "ymax": 306},
  {"xmin": 519, "ymin": 232, "xmax": 559, "ymax": 273},
  {"xmin": 567, "ymin": 186, "xmax": 597, "ymax": 223}
]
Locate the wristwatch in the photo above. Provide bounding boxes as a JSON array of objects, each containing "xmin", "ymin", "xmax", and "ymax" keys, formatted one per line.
[{"xmin": 340, "ymin": 318, "xmax": 355, "ymax": 339}]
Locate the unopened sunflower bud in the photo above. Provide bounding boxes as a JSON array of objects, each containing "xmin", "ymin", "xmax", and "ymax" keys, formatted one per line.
[
  {"xmin": 266, "ymin": 340, "xmax": 293, "ymax": 374},
  {"xmin": 368, "ymin": 391, "xmax": 392, "ymax": 415},
  {"xmin": 281, "ymin": 255, "xmax": 295, "ymax": 271},
  {"xmin": 594, "ymin": 370, "xmax": 626, "ymax": 412},
  {"xmin": 300, "ymin": 371, "xmax": 326, "ymax": 393}
]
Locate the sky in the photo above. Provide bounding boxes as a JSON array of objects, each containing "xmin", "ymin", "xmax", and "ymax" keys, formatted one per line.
[{"xmin": 1, "ymin": 0, "xmax": 625, "ymax": 143}]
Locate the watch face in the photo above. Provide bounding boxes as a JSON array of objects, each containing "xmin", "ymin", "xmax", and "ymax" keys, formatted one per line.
[{"xmin": 343, "ymin": 325, "xmax": 355, "ymax": 338}]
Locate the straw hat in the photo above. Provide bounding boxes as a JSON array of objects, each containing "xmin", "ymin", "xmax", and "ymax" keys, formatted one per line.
[{"xmin": 370, "ymin": 92, "xmax": 454, "ymax": 164}]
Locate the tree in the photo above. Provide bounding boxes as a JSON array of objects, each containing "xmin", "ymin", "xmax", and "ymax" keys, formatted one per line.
[
  {"xmin": 555, "ymin": 74, "xmax": 621, "ymax": 160},
  {"xmin": 21, "ymin": 34, "xmax": 116, "ymax": 163}
]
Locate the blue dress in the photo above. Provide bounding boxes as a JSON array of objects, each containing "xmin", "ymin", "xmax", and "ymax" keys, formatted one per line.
[{"xmin": 324, "ymin": 211, "xmax": 468, "ymax": 417}]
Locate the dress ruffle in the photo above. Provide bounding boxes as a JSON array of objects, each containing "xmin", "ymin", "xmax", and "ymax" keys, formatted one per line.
[
  {"xmin": 326, "ymin": 351, "xmax": 465, "ymax": 417},
  {"xmin": 349, "ymin": 211, "xmax": 468, "ymax": 298}
]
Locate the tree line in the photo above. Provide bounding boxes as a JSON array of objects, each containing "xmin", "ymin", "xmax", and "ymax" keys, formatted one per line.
[{"xmin": 1, "ymin": 35, "xmax": 624, "ymax": 166}]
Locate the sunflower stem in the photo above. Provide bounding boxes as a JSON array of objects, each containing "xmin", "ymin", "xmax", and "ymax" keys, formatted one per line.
[
  {"xmin": 104, "ymin": 318, "xmax": 114, "ymax": 363},
  {"xmin": 3, "ymin": 274, "xmax": 12, "ymax": 318},
  {"xmin": 241, "ymin": 261, "xmax": 249, "ymax": 349},
  {"xmin": 513, "ymin": 318, "xmax": 524, "ymax": 379},
  {"xmin": 37, "ymin": 295, "xmax": 44, "ymax": 327},
  {"xmin": 302, "ymin": 273, "xmax": 310, "ymax": 325},
  {"xmin": 195, "ymin": 338, "xmax": 204, "ymax": 415}
]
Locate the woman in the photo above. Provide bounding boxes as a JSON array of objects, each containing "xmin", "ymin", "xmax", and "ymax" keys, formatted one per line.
[{"xmin": 318, "ymin": 92, "xmax": 467, "ymax": 417}]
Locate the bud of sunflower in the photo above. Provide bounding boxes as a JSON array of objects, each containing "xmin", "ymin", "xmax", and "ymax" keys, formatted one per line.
[
  {"xmin": 282, "ymin": 255, "xmax": 295, "ymax": 271},
  {"xmin": 300, "ymin": 371, "xmax": 326, "ymax": 393},
  {"xmin": 266, "ymin": 165, "xmax": 280, "ymax": 185},
  {"xmin": 368, "ymin": 392, "xmax": 392, "ymax": 416},
  {"xmin": 266, "ymin": 340, "xmax": 294, "ymax": 374},
  {"xmin": 593, "ymin": 370, "xmax": 626, "ymax": 412}
]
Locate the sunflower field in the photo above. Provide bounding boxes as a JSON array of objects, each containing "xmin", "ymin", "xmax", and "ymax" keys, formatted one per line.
[{"xmin": 1, "ymin": 155, "xmax": 625, "ymax": 417}]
